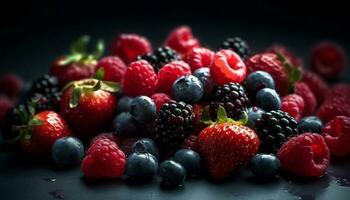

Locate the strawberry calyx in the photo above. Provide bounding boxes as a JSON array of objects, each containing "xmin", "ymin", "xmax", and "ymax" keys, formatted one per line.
[
  {"xmin": 201, "ymin": 105, "xmax": 248, "ymax": 125},
  {"xmin": 63, "ymin": 78, "xmax": 120, "ymax": 108},
  {"xmin": 58, "ymin": 35, "xmax": 105, "ymax": 66},
  {"xmin": 276, "ymin": 52, "xmax": 302, "ymax": 92}
]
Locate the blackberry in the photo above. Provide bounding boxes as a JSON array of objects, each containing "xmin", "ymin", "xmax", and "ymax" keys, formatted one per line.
[
  {"xmin": 255, "ymin": 110, "xmax": 298, "ymax": 153},
  {"xmin": 29, "ymin": 92, "xmax": 62, "ymax": 112},
  {"xmin": 152, "ymin": 100, "xmax": 195, "ymax": 150},
  {"xmin": 138, "ymin": 46, "xmax": 181, "ymax": 72},
  {"xmin": 209, "ymin": 83, "xmax": 249, "ymax": 120},
  {"xmin": 30, "ymin": 74, "xmax": 59, "ymax": 95},
  {"xmin": 220, "ymin": 37, "xmax": 250, "ymax": 59}
]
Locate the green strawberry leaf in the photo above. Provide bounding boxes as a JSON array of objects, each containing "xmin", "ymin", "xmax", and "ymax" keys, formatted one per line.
[
  {"xmin": 100, "ymin": 81, "xmax": 120, "ymax": 93},
  {"xmin": 69, "ymin": 87, "xmax": 82, "ymax": 108},
  {"xmin": 217, "ymin": 105, "xmax": 229, "ymax": 123},
  {"xmin": 201, "ymin": 106, "xmax": 214, "ymax": 125},
  {"xmin": 58, "ymin": 54, "xmax": 83, "ymax": 66},
  {"xmin": 28, "ymin": 118, "xmax": 43, "ymax": 126},
  {"xmin": 94, "ymin": 67, "xmax": 105, "ymax": 80},
  {"xmin": 276, "ymin": 52, "xmax": 302, "ymax": 91},
  {"xmin": 91, "ymin": 39, "xmax": 105, "ymax": 59},
  {"xmin": 71, "ymin": 35, "xmax": 90, "ymax": 55}
]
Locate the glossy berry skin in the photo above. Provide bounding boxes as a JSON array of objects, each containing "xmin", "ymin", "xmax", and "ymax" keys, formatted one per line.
[
  {"xmin": 95, "ymin": 56, "xmax": 126, "ymax": 82},
  {"xmin": 246, "ymin": 107, "xmax": 264, "ymax": 129},
  {"xmin": 249, "ymin": 154, "xmax": 280, "ymax": 180},
  {"xmin": 116, "ymin": 96, "xmax": 134, "ymax": 114},
  {"xmin": 298, "ymin": 116, "xmax": 323, "ymax": 134},
  {"xmin": 52, "ymin": 137, "xmax": 84, "ymax": 167},
  {"xmin": 192, "ymin": 68, "xmax": 214, "ymax": 98},
  {"xmin": 256, "ymin": 88, "xmax": 281, "ymax": 111},
  {"xmin": 159, "ymin": 160, "xmax": 186, "ymax": 187},
  {"xmin": 301, "ymin": 71, "xmax": 329, "ymax": 105},
  {"xmin": 174, "ymin": 149, "xmax": 201, "ymax": 177},
  {"xmin": 164, "ymin": 26, "xmax": 200, "ymax": 55},
  {"xmin": 132, "ymin": 138, "xmax": 159, "ymax": 159},
  {"xmin": 130, "ymin": 96, "xmax": 156, "ymax": 124},
  {"xmin": 158, "ymin": 61, "xmax": 191, "ymax": 95},
  {"xmin": 172, "ymin": 75, "xmax": 204, "ymax": 104},
  {"xmin": 111, "ymin": 34, "xmax": 152, "ymax": 64},
  {"xmin": 122, "ymin": 60, "xmax": 158, "ymax": 97},
  {"xmin": 210, "ymin": 49, "xmax": 247, "ymax": 85},
  {"xmin": 151, "ymin": 93, "xmax": 171, "ymax": 112},
  {"xmin": 281, "ymin": 94, "xmax": 305, "ymax": 121},
  {"xmin": 125, "ymin": 153, "xmax": 158, "ymax": 181},
  {"xmin": 0, "ymin": 73, "xmax": 24, "ymax": 99},
  {"xmin": 244, "ymin": 71, "xmax": 275, "ymax": 100},
  {"xmin": 294, "ymin": 82, "xmax": 317, "ymax": 116},
  {"xmin": 30, "ymin": 74, "xmax": 60, "ymax": 96},
  {"xmin": 220, "ymin": 37, "xmax": 251, "ymax": 59},
  {"xmin": 184, "ymin": 47, "xmax": 214, "ymax": 72},
  {"xmin": 113, "ymin": 112, "xmax": 139, "ymax": 136},
  {"xmin": 277, "ymin": 133, "xmax": 330, "ymax": 177}
]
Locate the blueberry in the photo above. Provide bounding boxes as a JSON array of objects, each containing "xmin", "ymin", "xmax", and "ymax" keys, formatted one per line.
[
  {"xmin": 297, "ymin": 116, "xmax": 323, "ymax": 134},
  {"xmin": 113, "ymin": 112, "xmax": 139, "ymax": 136},
  {"xmin": 51, "ymin": 137, "xmax": 84, "ymax": 167},
  {"xmin": 173, "ymin": 149, "xmax": 201, "ymax": 177},
  {"xmin": 159, "ymin": 160, "xmax": 186, "ymax": 187},
  {"xmin": 116, "ymin": 96, "xmax": 134, "ymax": 114},
  {"xmin": 249, "ymin": 154, "xmax": 280, "ymax": 180},
  {"xmin": 256, "ymin": 88, "xmax": 281, "ymax": 111},
  {"xmin": 130, "ymin": 96, "xmax": 156, "ymax": 124},
  {"xmin": 247, "ymin": 107, "xmax": 265, "ymax": 129},
  {"xmin": 125, "ymin": 153, "xmax": 158, "ymax": 181},
  {"xmin": 245, "ymin": 71, "xmax": 275, "ymax": 98},
  {"xmin": 132, "ymin": 138, "xmax": 159, "ymax": 160},
  {"xmin": 172, "ymin": 75, "xmax": 204, "ymax": 104},
  {"xmin": 192, "ymin": 68, "xmax": 214, "ymax": 98}
]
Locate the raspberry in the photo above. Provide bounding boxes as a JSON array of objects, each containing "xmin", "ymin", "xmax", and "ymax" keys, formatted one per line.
[
  {"xmin": 210, "ymin": 49, "xmax": 247, "ymax": 85},
  {"xmin": 184, "ymin": 47, "xmax": 214, "ymax": 72},
  {"xmin": 157, "ymin": 61, "xmax": 191, "ymax": 95},
  {"xmin": 322, "ymin": 116, "xmax": 350, "ymax": 157},
  {"xmin": 91, "ymin": 132, "xmax": 122, "ymax": 146},
  {"xmin": 0, "ymin": 95, "xmax": 14, "ymax": 126},
  {"xmin": 111, "ymin": 34, "xmax": 152, "ymax": 64},
  {"xmin": 151, "ymin": 93, "xmax": 172, "ymax": 112},
  {"xmin": 326, "ymin": 84, "xmax": 350, "ymax": 98},
  {"xmin": 95, "ymin": 56, "xmax": 126, "ymax": 82},
  {"xmin": 277, "ymin": 133, "xmax": 330, "ymax": 177},
  {"xmin": 301, "ymin": 71, "xmax": 329, "ymax": 105},
  {"xmin": 265, "ymin": 44, "xmax": 301, "ymax": 67},
  {"xmin": 81, "ymin": 138, "xmax": 126, "ymax": 178},
  {"xmin": 164, "ymin": 26, "xmax": 200, "ymax": 55},
  {"xmin": 181, "ymin": 134, "xmax": 198, "ymax": 151},
  {"xmin": 281, "ymin": 94, "xmax": 305, "ymax": 121},
  {"xmin": 0, "ymin": 73, "xmax": 24, "ymax": 99},
  {"xmin": 310, "ymin": 41, "xmax": 347, "ymax": 79},
  {"xmin": 138, "ymin": 47, "xmax": 181, "ymax": 72},
  {"xmin": 122, "ymin": 60, "xmax": 158, "ymax": 97},
  {"xmin": 294, "ymin": 82, "xmax": 317, "ymax": 116}
]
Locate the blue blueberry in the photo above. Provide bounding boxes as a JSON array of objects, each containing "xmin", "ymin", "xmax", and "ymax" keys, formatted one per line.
[
  {"xmin": 172, "ymin": 75, "xmax": 204, "ymax": 104},
  {"xmin": 125, "ymin": 153, "xmax": 158, "ymax": 181},
  {"xmin": 173, "ymin": 149, "xmax": 201, "ymax": 178},
  {"xmin": 51, "ymin": 137, "xmax": 84, "ymax": 167},
  {"xmin": 249, "ymin": 154, "xmax": 280, "ymax": 180},
  {"xmin": 192, "ymin": 68, "xmax": 214, "ymax": 98},
  {"xmin": 130, "ymin": 96, "xmax": 156, "ymax": 124},
  {"xmin": 113, "ymin": 112, "xmax": 139, "ymax": 136},
  {"xmin": 297, "ymin": 116, "xmax": 323, "ymax": 134},
  {"xmin": 247, "ymin": 107, "xmax": 265, "ymax": 129},
  {"xmin": 245, "ymin": 71, "xmax": 275, "ymax": 98},
  {"xmin": 159, "ymin": 160, "xmax": 186, "ymax": 187},
  {"xmin": 256, "ymin": 88, "xmax": 281, "ymax": 111},
  {"xmin": 132, "ymin": 138, "xmax": 159, "ymax": 160},
  {"xmin": 116, "ymin": 96, "xmax": 134, "ymax": 114}
]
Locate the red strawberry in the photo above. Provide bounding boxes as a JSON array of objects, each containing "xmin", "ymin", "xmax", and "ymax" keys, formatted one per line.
[
  {"xmin": 322, "ymin": 116, "xmax": 350, "ymax": 157},
  {"xmin": 50, "ymin": 36, "xmax": 104, "ymax": 87},
  {"xmin": 164, "ymin": 26, "xmax": 200, "ymax": 55},
  {"xmin": 158, "ymin": 61, "xmax": 191, "ymax": 95},
  {"xmin": 122, "ymin": 60, "xmax": 158, "ymax": 97},
  {"xmin": 277, "ymin": 133, "xmax": 330, "ymax": 177},
  {"xmin": 184, "ymin": 47, "xmax": 214, "ymax": 72},
  {"xmin": 0, "ymin": 95, "xmax": 14, "ymax": 125},
  {"xmin": 265, "ymin": 44, "xmax": 302, "ymax": 67},
  {"xmin": 151, "ymin": 93, "xmax": 172, "ymax": 112},
  {"xmin": 111, "ymin": 34, "xmax": 152, "ymax": 64},
  {"xmin": 281, "ymin": 94, "xmax": 305, "ymax": 121},
  {"xmin": 95, "ymin": 56, "xmax": 126, "ymax": 82},
  {"xmin": 60, "ymin": 79, "xmax": 118, "ymax": 136},
  {"xmin": 0, "ymin": 73, "xmax": 24, "ymax": 99},
  {"xmin": 81, "ymin": 138, "xmax": 126, "ymax": 178},
  {"xmin": 294, "ymin": 82, "xmax": 317, "ymax": 116},
  {"xmin": 301, "ymin": 71, "xmax": 329, "ymax": 105}
]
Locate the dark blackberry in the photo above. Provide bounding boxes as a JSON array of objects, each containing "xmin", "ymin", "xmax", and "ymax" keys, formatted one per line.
[
  {"xmin": 220, "ymin": 37, "xmax": 250, "ymax": 59},
  {"xmin": 29, "ymin": 92, "xmax": 61, "ymax": 112},
  {"xmin": 152, "ymin": 100, "xmax": 195, "ymax": 150},
  {"xmin": 255, "ymin": 110, "xmax": 298, "ymax": 153},
  {"xmin": 1, "ymin": 107, "xmax": 21, "ymax": 141},
  {"xmin": 30, "ymin": 74, "xmax": 59, "ymax": 95},
  {"xmin": 209, "ymin": 83, "xmax": 249, "ymax": 120},
  {"xmin": 138, "ymin": 46, "xmax": 181, "ymax": 72}
]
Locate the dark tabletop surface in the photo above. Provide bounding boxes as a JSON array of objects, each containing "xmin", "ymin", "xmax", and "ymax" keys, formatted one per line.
[{"xmin": 1, "ymin": 14, "xmax": 350, "ymax": 200}]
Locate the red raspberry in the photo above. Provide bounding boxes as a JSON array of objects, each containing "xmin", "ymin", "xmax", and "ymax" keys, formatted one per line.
[
  {"xmin": 151, "ymin": 93, "xmax": 172, "ymax": 112},
  {"xmin": 322, "ymin": 116, "xmax": 350, "ymax": 157},
  {"xmin": 310, "ymin": 41, "xmax": 347, "ymax": 79},
  {"xmin": 181, "ymin": 134, "xmax": 198, "ymax": 151},
  {"xmin": 0, "ymin": 73, "xmax": 24, "ymax": 99},
  {"xmin": 265, "ymin": 44, "xmax": 302, "ymax": 67},
  {"xmin": 95, "ymin": 56, "xmax": 126, "ymax": 82},
  {"xmin": 281, "ymin": 94, "xmax": 305, "ymax": 121},
  {"xmin": 122, "ymin": 60, "xmax": 158, "ymax": 97},
  {"xmin": 326, "ymin": 84, "xmax": 350, "ymax": 98},
  {"xmin": 294, "ymin": 82, "xmax": 317, "ymax": 116},
  {"xmin": 301, "ymin": 71, "xmax": 329, "ymax": 105},
  {"xmin": 0, "ymin": 95, "xmax": 14, "ymax": 126},
  {"xmin": 184, "ymin": 47, "xmax": 214, "ymax": 72},
  {"xmin": 90, "ymin": 132, "xmax": 122, "ymax": 146},
  {"xmin": 210, "ymin": 49, "xmax": 247, "ymax": 85},
  {"xmin": 111, "ymin": 34, "xmax": 152, "ymax": 64},
  {"xmin": 164, "ymin": 26, "xmax": 200, "ymax": 55},
  {"xmin": 81, "ymin": 138, "xmax": 126, "ymax": 178},
  {"xmin": 157, "ymin": 61, "xmax": 191, "ymax": 95},
  {"xmin": 277, "ymin": 133, "xmax": 330, "ymax": 177}
]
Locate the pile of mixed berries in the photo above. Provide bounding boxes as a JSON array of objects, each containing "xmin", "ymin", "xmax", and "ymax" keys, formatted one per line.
[{"xmin": 1, "ymin": 26, "xmax": 350, "ymax": 187}]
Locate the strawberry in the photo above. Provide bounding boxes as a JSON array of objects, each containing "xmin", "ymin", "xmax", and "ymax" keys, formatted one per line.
[
  {"xmin": 60, "ymin": 79, "xmax": 118, "ymax": 137},
  {"xmin": 50, "ymin": 36, "xmax": 104, "ymax": 87},
  {"xmin": 164, "ymin": 26, "xmax": 200, "ymax": 55},
  {"xmin": 265, "ymin": 44, "xmax": 302, "ymax": 67}
]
